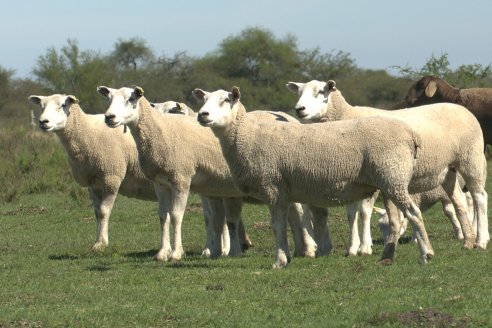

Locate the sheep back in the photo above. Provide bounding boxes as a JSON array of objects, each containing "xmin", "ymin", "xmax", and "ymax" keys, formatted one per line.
[
  {"xmin": 221, "ymin": 104, "xmax": 420, "ymax": 208},
  {"xmin": 60, "ymin": 103, "xmax": 155, "ymax": 200},
  {"xmin": 329, "ymin": 90, "xmax": 484, "ymax": 193},
  {"xmin": 134, "ymin": 97, "xmax": 242, "ymax": 197}
]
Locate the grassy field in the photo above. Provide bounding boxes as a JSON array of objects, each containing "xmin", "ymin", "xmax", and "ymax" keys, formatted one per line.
[{"xmin": 1, "ymin": 189, "xmax": 491, "ymax": 327}]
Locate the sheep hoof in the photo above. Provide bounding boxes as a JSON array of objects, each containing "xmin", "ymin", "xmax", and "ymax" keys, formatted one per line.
[
  {"xmin": 201, "ymin": 248, "xmax": 211, "ymax": 258},
  {"xmin": 381, "ymin": 242, "xmax": 396, "ymax": 262},
  {"xmin": 474, "ymin": 242, "xmax": 488, "ymax": 250},
  {"xmin": 463, "ymin": 240, "xmax": 475, "ymax": 250},
  {"xmin": 92, "ymin": 242, "xmax": 108, "ymax": 252},
  {"xmin": 154, "ymin": 249, "xmax": 172, "ymax": 262},
  {"xmin": 304, "ymin": 247, "xmax": 317, "ymax": 258},
  {"xmin": 378, "ymin": 259, "xmax": 393, "ymax": 266},
  {"xmin": 272, "ymin": 252, "xmax": 290, "ymax": 269},
  {"xmin": 358, "ymin": 244, "xmax": 373, "ymax": 256},
  {"xmin": 170, "ymin": 250, "xmax": 184, "ymax": 262},
  {"xmin": 346, "ymin": 243, "xmax": 360, "ymax": 257},
  {"xmin": 241, "ymin": 241, "xmax": 253, "ymax": 251}
]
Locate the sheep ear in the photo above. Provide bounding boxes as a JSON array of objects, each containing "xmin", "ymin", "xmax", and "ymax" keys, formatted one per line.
[
  {"xmin": 286, "ymin": 82, "xmax": 302, "ymax": 93},
  {"xmin": 97, "ymin": 86, "xmax": 111, "ymax": 98},
  {"xmin": 176, "ymin": 102, "xmax": 182, "ymax": 110},
  {"xmin": 425, "ymin": 81, "xmax": 437, "ymax": 97},
  {"xmin": 231, "ymin": 86, "xmax": 241, "ymax": 102},
  {"xmin": 134, "ymin": 86, "xmax": 144, "ymax": 99},
  {"xmin": 326, "ymin": 80, "xmax": 337, "ymax": 92},
  {"xmin": 28, "ymin": 95, "xmax": 43, "ymax": 105},
  {"xmin": 192, "ymin": 88, "xmax": 207, "ymax": 101},
  {"xmin": 66, "ymin": 95, "xmax": 79, "ymax": 104}
]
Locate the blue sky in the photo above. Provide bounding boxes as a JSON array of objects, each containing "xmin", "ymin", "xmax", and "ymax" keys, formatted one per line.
[{"xmin": 3, "ymin": 0, "xmax": 492, "ymax": 78}]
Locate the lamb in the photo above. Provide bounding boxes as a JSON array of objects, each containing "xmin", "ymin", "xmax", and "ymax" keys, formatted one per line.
[
  {"xmin": 27, "ymin": 94, "xmax": 249, "ymax": 257},
  {"xmin": 393, "ymin": 75, "xmax": 492, "ymax": 147},
  {"xmin": 150, "ymin": 101, "xmax": 196, "ymax": 117},
  {"xmin": 98, "ymin": 86, "xmax": 318, "ymax": 262},
  {"xmin": 193, "ymin": 86, "xmax": 438, "ymax": 268},
  {"xmin": 286, "ymin": 79, "xmax": 488, "ymax": 251}
]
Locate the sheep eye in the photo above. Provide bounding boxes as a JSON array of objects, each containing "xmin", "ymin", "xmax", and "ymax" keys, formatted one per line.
[
  {"xmin": 224, "ymin": 98, "xmax": 231, "ymax": 103},
  {"xmin": 318, "ymin": 90, "xmax": 325, "ymax": 95}
]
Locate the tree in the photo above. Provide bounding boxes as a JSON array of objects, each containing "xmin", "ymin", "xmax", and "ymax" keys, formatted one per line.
[
  {"xmin": 111, "ymin": 37, "xmax": 153, "ymax": 71},
  {"xmin": 0, "ymin": 66, "xmax": 14, "ymax": 112},
  {"xmin": 33, "ymin": 39, "xmax": 114, "ymax": 112},
  {"xmin": 393, "ymin": 53, "xmax": 492, "ymax": 88},
  {"xmin": 298, "ymin": 48, "xmax": 356, "ymax": 81}
]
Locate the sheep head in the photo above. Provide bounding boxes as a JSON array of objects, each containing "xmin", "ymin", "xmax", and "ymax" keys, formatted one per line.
[
  {"xmin": 151, "ymin": 101, "xmax": 189, "ymax": 115},
  {"xmin": 98, "ymin": 86, "xmax": 144, "ymax": 128},
  {"xmin": 28, "ymin": 94, "xmax": 79, "ymax": 132},
  {"xmin": 286, "ymin": 80, "xmax": 335, "ymax": 122},
  {"xmin": 400, "ymin": 76, "xmax": 444, "ymax": 108},
  {"xmin": 194, "ymin": 86, "xmax": 240, "ymax": 129}
]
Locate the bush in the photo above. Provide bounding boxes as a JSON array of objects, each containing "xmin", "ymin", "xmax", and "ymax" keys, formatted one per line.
[{"xmin": 0, "ymin": 125, "xmax": 83, "ymax": 202}]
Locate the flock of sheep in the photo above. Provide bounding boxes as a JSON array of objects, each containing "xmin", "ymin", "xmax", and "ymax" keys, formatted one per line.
[{"xmin": 27, "ymin": 76, "xmax": 492, "ymax": 268}]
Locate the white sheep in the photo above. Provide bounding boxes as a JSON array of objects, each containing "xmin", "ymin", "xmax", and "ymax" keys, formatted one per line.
[
  {"xmin": 28, "ymin": 94, "xmax": 157, "ymax": 251},
  {"xmin": 98, "ymin": 86, "xmax": 318, "ymax": 262},
  {"xmin": 150, "ymin": 101, "xmax": 195, "ymax": 116},
  {"xmin": 194, "ymin": 86, "xmax": 436, "ymax": 268},
  {"xmin": 286, "ymin": 80, "xmax": 488, "ymax": 250},
  {"xmin": 27, "ymin": 94, "xmax": 249, "ymax": 257}
]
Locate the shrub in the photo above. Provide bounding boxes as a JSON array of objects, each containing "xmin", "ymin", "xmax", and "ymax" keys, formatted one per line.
[{"xmin": 0, "ymin": 125, "xmax": 83, "ymax": 202}]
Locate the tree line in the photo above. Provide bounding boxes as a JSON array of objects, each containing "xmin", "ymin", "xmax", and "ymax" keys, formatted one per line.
[{"xmin": 1, "ymin": 27, "xmax": 491, "ymax": 125}]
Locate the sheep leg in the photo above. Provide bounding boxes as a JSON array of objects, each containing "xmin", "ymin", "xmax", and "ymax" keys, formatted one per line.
[
  {"xmin": 441, "ymin": 173, "xmax": 475, "ymax": 249},
  {"xmin": 345, "ymin": 202, "xmax": 361, "ymax": 256},
  {"xmin": 459, "ymin": 155, "xmax": 489, "ymax": 248},
  {"xmin": 287, "ymin": 203, "xmax": 317, "ymax": 258},
  {"xmin": 440, "ymin": 199, "xmax": 464, "ymax": 239},
  {"xmin": 200, "ymin": 196, "xmax": 226, "ymax": 258},
  {"xmin": 222, "ymin": 221, "xmax": 231, "ymax": 256},
  {"xmin": 268, "ymin": 203, "xmax": 291, "ymax": 269},
  {"xmin": 466, "ymin": 183, "xmax": 489, "ymax": 249},
  {"xmin": 153, "ymin": 185, "xmax": 172, "ymax": 261},
  {"xmin": 223, "ymin": 197, "xmax": 244, "ymax": 256},
  {"xmin": 238, "ymin": 219, "xmax": 253, "ymax": 251},
  {"xmin": 299, "ymin": 204, "xmax": 318, "ymax": 256},
  {"xmin": 379, "ymin": 197, "xmax": 401, "ymax": 264},
  {"xmin": 465, "ymin": 192, "xmax": 476, "ymax": 235},
  {"xmin": 310, "ymin": 206, "xmax": 332, "ymax": 256},
  {"xmin": 169, "ymin": 188, "xmax": 189, "ymax": 261},
  {"xmin": 90, "ymin": 188, "xmax": 117, "ymax": 251},
  {"xmin": 359, "ymin": 192, "xmax": 378, "ymax": 255},
  {"xmin": 403, "ymin": 203, "xmax": 434, "ymax": 263},
  {"xmin": 388, "ymin": 193, "xmax": 434, "ymax": 263}
]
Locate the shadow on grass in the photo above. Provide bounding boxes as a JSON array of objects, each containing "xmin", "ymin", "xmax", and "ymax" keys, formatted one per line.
[
  {"xmin": 124, "ymin": 249, "xmax": 250, "ymax": 269},
  {"xmin": 372, "ymin": 236, "xmax": 415, "ymax": 246},
  {"xmin": 125, "ymin": 249, "xmax": 211, "ymax": 260},
  {"xmin": 87, "ymin": 264, "xmax": 111, "ymax": 272},
  {"xmin": 48, "ymin": 254, "xmax": 82, "ymax": 261}
]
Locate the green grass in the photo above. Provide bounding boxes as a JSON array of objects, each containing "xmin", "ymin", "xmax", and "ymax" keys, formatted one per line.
[{"xmin": 1, "ymin": 191, "xmax": 491, "ymax": 327}]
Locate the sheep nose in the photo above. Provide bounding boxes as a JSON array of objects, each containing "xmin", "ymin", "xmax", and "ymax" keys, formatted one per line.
[
  {"xmin": 39, "ymin": 119, "xmax": 49, "ymax": 129},
  {"xmin": 198, "ymin": 111, "xmax": 209, "ymax": 118},
  {"xmin": 295, "ymin": 106, "xmax": 305, "ymax": 113},
  {"xmin": 105, "ymin": 114, "xmax": 115, "ymax": 124}
]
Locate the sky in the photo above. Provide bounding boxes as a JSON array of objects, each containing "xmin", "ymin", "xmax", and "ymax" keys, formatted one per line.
[{"xmin": 2, "ymin": 0, "xmax": 492, "ymax": 79}]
